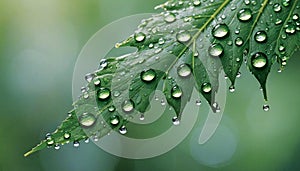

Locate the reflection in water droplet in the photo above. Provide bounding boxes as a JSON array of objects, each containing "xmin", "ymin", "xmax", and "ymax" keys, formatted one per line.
[
  {"xmin": 254, "ymin": 31, "xmax": 267, "ymax": 43},
  {"xmin": 212, "ymin": 24, "xmax": 230, "ymax": 38},
  {"xmin": 134, "ymin": 32, "xmax": 146, "ymax": 42},
  {"xmin": 98, "ymin": 88, "xmax": 111, "ymax": 100},
  {"xmin": 73, "ymin": 141, "xmax": 80, "ymax": 148},
  {"xmin": 251, "ymin": 52, "xmax": 268, "ymax": 69},
  {"xmin": 235, "ymin": 37, "xmax": 244, "ymax": 46},
  {"xmin": 237, "ymin": 8, "xmax": 252, "ymax": 21},
  {"xmin": 171, "ymin": 85, "xmax": 183, "ymax": 99},
  {"xmin": 108, "ymin": 105, "xmax": 116, "ymax": 112},
  {"xmin": 93, "ymin": 77, "xmax": 101, "ymax": 86},
  {"xmin": 141, "ymin": 69, "xmax": 157, "ymax": 82},
  {"xmin": 172, "ymin": 117, "xmax": 180, "ymax": 125},
  {"xmin": 165, "ymin": 13, "xmax": 176, "ymax": 23},
  {"xmin": 176, "ymin": 30, "xmax": 191, "ymax": 43},
  {"xmin": 201, "ymin": 82, "xmax": 212, "ymax": 93},
  {"xmin": 110, "ymin": 115, "xmax": 120, "ymax": 126},
  {"xmin": 119, "ymin": 126, "xmax": 127, "ymax": 134},
  {"xmin": 229, "ymin": 85, "xmax": 235, "ymax": 93},
  {"xmin": 64, "ymin": 132, "xmax": 71, "ymax": 139},
  {"xmin": 122, "ymin": 100, "xmax": 134, "ymax": 113},
  {"xmin": 209, "ymin": 43, "xmax": 224, "ymax": 57},
  {"xmin": 177, "ymin": 64, "xmax": 192, "ymax": 77},
  {"xmin": 79, "ymin": 113, "xmax": 97, "ymax": 128},
  {"xmin": 263, "ymin": 104, "xmax": 270, "ymax": 111}
]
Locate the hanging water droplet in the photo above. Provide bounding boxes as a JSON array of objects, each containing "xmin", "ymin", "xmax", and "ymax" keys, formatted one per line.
[
  {"xmin": 98, "ymin": 88, "xmax": 111, "ymax": 100},
  {"xmin": 251, "ymin": 52, "xmax": 268, "ymax": 69},
  {"xmin": 93, "ymin": 77, "xmax": 101, "ymax": 86},
  {"xmin": 79, "ymin": 113, "xmax": 96, "ymax": 128},
  {"xmin": 134, "ymin": 32, "xmax": 146, "ymax": 42},
  {"xmin": 292, "ymin": 14, "xmax": 299, "ymax": 20},
  {"xmin": 122, "ymin": 100, "xmax": 134, "ymax": 113},
  {"xmin": 85, "ymin": 73, "xmax": 95, "ymax": 83},
  {"xmin": 110, "ymin": 115, "xmax": 120, "ymax": 126},
  {"xmin": 141, "ymin": 69, "xmax": 156, "ymax": 82},
  {"xmin": 171, "ymin": 85, "xmax": 183, "ymax": 99},
  {"xmin": 254, "ymin": 31, "xmax": 267, "ymax": 43},
  {"xmin": 63, "ymin": 132, "xmax": 71, "ymax": 139},
  {"xmin": 84, "ymin": 138, "xmax": 90, "ymax": 143},
  {"xmin": 165, "ymin": 13, "xmax": 176, "ymax": 23},
  {"xmin": 212, "ymin": 24, "xmax": 230, "ymax": 38},
  {"xmin": 161, "ymin": 99, "xmax": 166, "ymax": 106},
  {"xmin": 229, "ymin": 85, "xmax": 235, "ymax": 93},
  {"xmin": 235, "ymin": 37, "xmax": 244, "ymax": 46},
  {"xmin": 46, "ymin": 134, "xmax": 54, "ymax": 146},
  {"xmin": 201, "ymin": 82, "xmax": 212, "ymax": 93},
  {"xmin": 237, "ymin": 8, "xmax": 252, "ymax": 21},
  {"xmin": 193, "ymin": 0, "xmax": 201, "ymax": 6},
  {"xmin": 54, "ymin": 144, "xmax": 60, "ymax": 150},
  {"xmin": 177, "ymin": 64, "xmax": 191, "ymax": 77},
  {"xmin": 172, "ymin": 117, "xmax": 180, "ymax": 125},
  {"xmin": 263, "ymin": 104, "xmax": 270, "ymax": 111},
  {"xmin": 209, "ymin": 43, "xmax": 224, "ymax": 57},
  {"xmin": 176, "ymin": 30, "xmax": 191, "ymax": 43},
  {"xmin": 273, "ymin": 3, "xmax": 281, "ymax": 12},
  {"xmin": 119, "ymin": 126, "xmax": 127, "ymax": 134},
  {"xmin": 73, "ymin": 141, "xmax": 80, "ymax": 148},
  {"xmin": 196, "ymin": 100, "xmax": 202, "ymax": 106}
]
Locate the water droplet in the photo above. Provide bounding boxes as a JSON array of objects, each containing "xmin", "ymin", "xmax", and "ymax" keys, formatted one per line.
[
  {"xmin": 196, "ymin": 100, "xmax": 202, "ymax": 106},
  {"xmin": 85, "ymin": 73, "xmax": 95, "ymax": 83},
  {"xmin": 282, "ymin": 0, "xmax": 290, "ymax": 7},
  {"xmin": 140, "ymin": 114, "xmax": 145, "ymax": 121},
  {"xmin": 165, "ymin": 13, "xmax": 176, "ymax": 23},
  {"xmin": 172, "ymin": 117, "xmax": 180, "ymax": 125},
  {"xmin": 63, "ymin": 132, "xmax": 71, "ymax": 139},
  {"xmin": 177, "ymin": 64, "xmax": 192, "ymax": 77},
  {"xmin": 119, "ymin": 126, "xmax": 127, "ymax": 134},
  {"xmin": 73, "ymin": 141, "xmax": 80, "ymax": 148},
  {"xmin": 263, "ymin": 104, "xmax": 270, "ymax": 111},
  {"xmin": 236, "ymin": 72, "xmax": 241, "ymax": 78},
  {"xmin": 193, "ymin": 0, "xmax": 201, "ymax": 6},
  {"xmin": 251, "ymin": 52, "xmax": 268, "ymax": 69},
  {"xmin": 254, "ymin": 31, "xmax": 267, "ymax": 43},
  {"xmin": 149, "ymin": 43, "xmax": 154, "ymax": 48},
  {"xmin": 235, "ymin": 37, "xmax": 244, "ymax": 46},
  {"xmin": 46, "ymin": 134, "xmax": 54, "ymax": 146},
  {"xmin": 110, "ymin": 115, "xmax": 120, "ymax": 126},
  {"xmin": 171, "ymin": 85, "xmax": 183, "ymax": 99},
  {"xmin": 99, "ymin": 59, "xmax": 108, "ymax": 69},
  {"xmin": 212, "ymin": 24, "xmax": 229, "ymax": 38},
  {"xmin": 79, "ymin": 113, "xmax": 96, "ymax": 128},
  {"xmin": 93, "ymin": 77, "xmax": 101, "ymax": 86},
  {"xmin": 285, "ymin": 25, "xmax": 296, "ymax": 34},
  {"xmin": 292, "ymin": 14, "xmax": 299, "ymax": 20},
  {"xmin": 141, "ymin": 69, "xmax": 156, "ymax": 82},
  {"xmin": 83, "ymin": 92, "xmax": 89, "ymax": 99},
  {"xmin": 84, "ymin": 138, "xmax": 90, "ymax": 143},
  {"xmin": 122, "ymin": 100, "xmax": 134, "ymax": 113},
  {"xmin": 237, "ymin": 8, "xmax": 252, "ymax": 21},
  {"xmin": 108, "ymin": 105, "xmax": 116, "ymax": 112},
  {"xmin": 201, "ymin": 82, "xmax": 212, "ymax": 93},
  {"xmin": 279, "ymin": 45, "xmax": 285, "ymax": 52},
  {"xmin": 176, "ymin": 30, "xmax": 191, "ymax": 43},
  {"xmin": 273, "ymin": 3, "xmax": 281, "ymax": 12},
  {"xmin": 97, "ymin": 88, "xmax": 111, "ymax": 100},
  {"xmin": 209, "ymin": 43, "xmax": 224, "ymax": 57},
  {"xmin": 244, "ymin": 0, "xmax": 250, "ymax": 5},
  {"xmin": 134, "ymin": 32, "xmax": 146, "ymax": 42},
  {"xmin": 158, "ymin": 38, "xmax": 165, "ymax": 45},
  {"xmin": 229, "ymin": 85, "xmax": 235, "ymax": 92},
  {"xmin": 161, "ymin": 99, "xmax": 166, "ymax": 106},
  {"xmin": 275, "ymin": 19, "xmax": 283, "ymax": 25}
]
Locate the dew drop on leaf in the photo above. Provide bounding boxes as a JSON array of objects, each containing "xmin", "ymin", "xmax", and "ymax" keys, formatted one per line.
[
  {"xmin": 273, "ymin": 3, "xmax": 282, "ymax": 12},
  {"xmin": 83, "ymin": 92, "xmax": 89, "ymax": 99},
  {"xmin": 85, "ymin": 73, "xmax": 95, "ymax": 83},
  {"xmin": 251, "ymin": 52, "xmax": 268, "ymax": 69},
  {"xmin": 171, "ymin": 85, "xmax": 183, "ymax": 99},
  {"xmin": 161, "ymin": 99, "xmax": 166, "ymax": 106},
  {"xmin": 122, "ymin": 100, "xmax": 135, "ymax": 113},
  {"xmin": 113, "ymin": 91, "xmax": 121, "ymax": 97},
  {"xmin": 176, "ymin": 30, "xmax": 191, "ymax": 43},
  {"xmin": 177, "ymin": 64, "xmax": 192, "ymax": 77},
  {"xmin": 263, "ymin": 104, "xmax": 270, "ymax": 111},
  {"xmin": 172, "ymin": 117, "xmax": 180, "ymax": 125},
  {"xmin": 140, "ymin": 114, "xmax": 145, "ymax": 121},
  {"xmin": 93, "ymin": 77, "xmax": 101, "ymax": 86},
  {"xmin": 292, "ymin": 14, "xmax": 299, "ymax": 20},
  {"xmin": 285, "ymin": 25, "xmax": 296, "ymax": 34},
  {"xmin": 193, "ymin": 0, "xmax": 201, "ymax": 6},
  {"xmin": 196, "ymin": 99, "xmax": 202, "ymax": 106},
  {"xmin": 237, "ymin": 8, "xmax": 252, "ymax": 22},
  {"xmin": 99, "ymin": 59, "xmax": 108, "ymax": 69},
  {"xmin": 54, "ymin": 144, "xmax": 60, "ymax": 150},
  {"xmin": 208, "ymin": 43, "xmax": 224, "ymax": 57},
  {"xmin": 97, "ymin": 88, "xmax": 111, "ymax": 100},
  {"xmin": 79, "ymin": 113, "xmax": 96, "ymax": 128},
  {"xmin": 46, "ymin": 134, "xmax": 54, "ymax": 146},
  {"xmin": 73, "ymin": 141, "xmax": 80, "ymax": 148},
  {"xmin": 63, "ymin": 132, "xmax": 71, "ymax": 140},
  {"xmin": 119, "ymin": 126, "xmax": 127, "ymax": 134},
  {"xmin": 254, "ymin": 31, "xmax": 267, "ymax": 43},
  {"xmin": 201, "ymin": 82, "xmax": 212, "ymax": 93},
  {"xmin": 235, "ymin": 37, "xmax": 244, "ymax": 46},
  {"xmin": 134, "ymin": 32, "xmax": 146, "ymax": 42},
  {"xmin": 236, "ymin": 72, "xmax": 242, "ymax": 78},
  {"xmin": 282, "ymin": 0, "xmax": 290, "ymax": 7},
  {"xmin": 229, "ymin": 85, "xmax": 235, "ymax": 92},
  {"xmin": 165, "ymin": 13, "xmax": 176, "ymax": 23},
  {"xmin": 108, "ymin": 105, "xmax": 116, "ymax": 112},
  {"xmin": 110, "ymin": 115, "xmax": 120, "ymax": 126},
  {"xmin": 141, "ymin": 69, "xmax": 156, "ymax": 82},
  {"xmin": 212, "ymin": 24, "xmax": 230, "ymax": 38}
]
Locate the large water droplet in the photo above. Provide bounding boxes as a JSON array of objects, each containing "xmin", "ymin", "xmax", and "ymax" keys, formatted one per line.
[
  {"xmin": 254, "ymin": 31, "xmax": 267, "ymax": 43},
  {"xmin": 122, "ymin": 100, "xmax": 134, "ymax": 113},
  {"xmin": 251, "ymin": 52, "xmax": 268, "ymax": 69},
  {"xmin": 171, "ymin": 85, "xmax": 183, "ymax": 99},
  {"xmin": 237, "ymin": 8, "xmax": 252, "ymax": 21},
  {"xmin": 134, "ymin": 32, "xmax": 146, "ymax": 42},
  {"xmin": 110, "ymin": 115, "xmax": 120, "ymax": 126},
  {"xmin": 141, "ymin": 69, "xmax": 156, "ymax": 82},
  {"xmin": 79, "ymin": 113, "xmax": 96, "ymax": 128},
  {"xmin": 263, "ymin": 104, "xmax": 270, "ymax": 111},
  {"xmin": 177, "ymin": 64, "xmax": 192, "ymax": 77},
  {"xmin": 119, "ymin": 126, "xmax": 127, "ymax": 134},
  {"xmin": 209, "ymin": 43, "xmax": 224, "ymax": 57},
  {"xmin": 165, "ymin": 13, "xmax": 176, "ymax": 23},
  {"xmin": 176, "ymin": 30, "xmax": 191, "ymax": 43},
  {"xmin": 201, "ymin": 82, "xmax": 212, "ymax": 93},
  {"xmin": 212, "ymin": 24, "xmax": 229, "ymax": 38},
  {"xmin": 98, "ymin": 88, "xmax": 111, "ymax": 100},
  {"xmin": 273, "ymin": 3, "xmax": 282, "ymax": 12},
  {"xmin": 172, "ymin": 117, "xmax": 180, "ymax": 125},
  {"xmin": 235, "ymin": 37, "xmax": 244, "ymax": 46}
]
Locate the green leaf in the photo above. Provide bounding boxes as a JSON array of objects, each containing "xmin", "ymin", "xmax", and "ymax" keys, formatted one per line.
[{"xmin": 25, "ymin": 0, "xmax": 300, "ymax": 156}]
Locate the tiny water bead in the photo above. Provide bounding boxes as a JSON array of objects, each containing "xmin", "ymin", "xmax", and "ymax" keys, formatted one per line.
[
  {"xmin": 212, "ymin": 24, "xmax": 230, "ymax": 38},
  {"xmin": 273, "ymin": 3, "xmax": 281, "ymax": 12},
  {"xmin": 237, "ymin": 8, "xmax": 252, "ymax": 22},
  {"xmin": 93, "ymin": 77, "xmax": 101, "ymax": 86},
  {"xmin": 254, "ymin": 31, "xmax": 267, "ymax": 43},
  {"xmin": 285, "ymin": 25, "xmax": 296, "ymax": 34},
  {"xmin": 97, "ymin": 88, "xmax": 111, "ymax": 100},
  {"xmin": 263, "ymin": 104, "xmax": 270, "ymax": 111},
  {"xmin": 141, "ymin": 69, "xmax": 156, "ymax": 82},
  {"xmin": 119, "ymin": 126, "xmax": 127, "ymax": 134},
  {"xmin": 171, "ymin": 85, "xmax": 183, "ymax": 99},
  {"xmin": 122, "ymin": 100, "xmax": 135, "ymax": 113},
  {"xmin": 79, "ymin": 113, "xmax": 97, "ymax": 128},
  {"xmin": 85, "ymin": 73, "xmax": 95, "ymax": 83},
  {"xmin": 46, "ymin": 134, "xmax": 55, "ymax": 146},
  {"xmin": 201, "ymin": 82, "xmax": 212, "ymax": 93},
  {"xmin": 251, "ymin": 52, "xmax": 268, "ymax": 69},
  {"xmin": 99, "ymin": 59, "xmax": 108, "ymax": 69},
  {"xmin": 177, "ymin": 64, "xmax": 192, "ymax": 77},
  {"xmin": 209, "ymin": 43, "xmax": 224, "ymax": 57},
  {"xmin": 165, "ymin": 13, "xmax": 176, "ymax": 23},
  {"xmin": 229, "ymin": 85, "xmax": 235, "ymax": 93},
  {"xmin": 172, "ymin": 117, "xmax": 180, "ymax": 125},
  {"xmin": 63, "ymin": 132, "xmax": 71, "ymax": 139},
  {"xmin": 73, "ymin": 141, "xmax": 80, "ymax": 148},
  {"xmin": 292, "ymin": 14, "xmax": 299, "ymax": 20},
  {"xmin": 54, "ymin": 144, "xmax": 60, "ymax": 150},
  {"xmin": 176, "ymin": 30, "xmax": 191, "ymax": 43},
  {"xmin": 235, "ymin": 37, "xmax": 244, "ymax": 46},
  {"xmin": 196, "ymin": 100, "xmax": 202, "ymax": 106},
  {"xmin": 134, "ymin": 32, "xmax": 146, "ymax": 42},
  {"xmin": 108, "ymin": 105, "xmax": 116, "ymax": 112},
  {"xmin": 193, "ymin": 0, "xmax": 201, "ymax": 6},
  {"xmin": 110, "ymin": 115, "xmax": 120, "ymax": 126},
  {"xmin": 282, "ymin": 0, "xmax": 290, "ymax": 7}
]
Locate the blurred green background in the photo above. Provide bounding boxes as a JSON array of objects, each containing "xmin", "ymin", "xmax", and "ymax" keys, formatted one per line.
[{"xmin": 0, "ymin": 0, "xmax": 300, "ymax": 171}]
